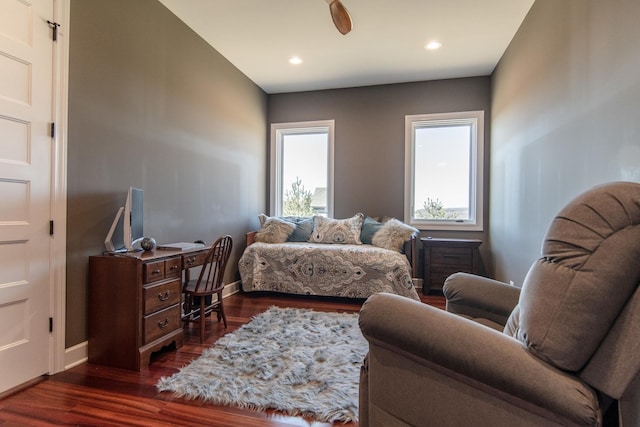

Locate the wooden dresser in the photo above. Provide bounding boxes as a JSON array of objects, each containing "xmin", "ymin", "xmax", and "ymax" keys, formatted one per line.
[
  {"xmin": 421, "ymin": 237, "xmax": 483, "ymax": 295},
  {"xmin": 88, "ymin": 247, "xmax": 208, "ymax": 370}
]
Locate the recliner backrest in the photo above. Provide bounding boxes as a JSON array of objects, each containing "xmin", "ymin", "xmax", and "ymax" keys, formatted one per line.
[
  {"xmin": 510, "ymin": 182, "xmax": 640, "ymax": 374},
  {"xmin": 580, "ymin": 284, "xmax": 640, "ymax": 398}
]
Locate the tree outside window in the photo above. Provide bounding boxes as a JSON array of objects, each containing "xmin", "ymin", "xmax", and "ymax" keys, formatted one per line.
[{"xmin": 283, "ymin": 177, "xmax": 313, "ymax": 216}]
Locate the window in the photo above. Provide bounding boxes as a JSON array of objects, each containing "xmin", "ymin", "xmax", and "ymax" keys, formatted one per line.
[
  {"xmin": 270, "ymin": 120, "xmax": 334, "ymax": 217},
  {"xmin": 404, "ymin": 111, "xmax": 484, "ymax": 231}
]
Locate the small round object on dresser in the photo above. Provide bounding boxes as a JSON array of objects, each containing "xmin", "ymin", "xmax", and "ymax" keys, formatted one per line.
[{"xmin": 140, "ymin": 237, "xmax": 156, "ymax": 251}]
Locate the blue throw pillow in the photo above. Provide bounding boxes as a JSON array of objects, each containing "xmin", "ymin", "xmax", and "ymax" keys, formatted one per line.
[
  {"xmin": 360, "ymin": 217, "xmax": 383, "ymax": 245},
  {"xmin": 284, "ymin": 216, "xmax": 314, "ymax": 242}
]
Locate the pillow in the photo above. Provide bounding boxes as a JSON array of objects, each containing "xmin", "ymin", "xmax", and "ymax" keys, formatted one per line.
[
  {"xmin": 371, "ymin": 218, "xmax": 418, "ymax": 252},
  {"xmin": 255, "ymin": 216, "xmax": 296, "ymax": 243},
  {"xmin": 283, "ymin": 216, "xmax": 314, "ymax": 242},
  {"xmin": 360, "ymin": 216, "xmax": 384, "ymax": 244},
  {"xmin": 258, "ymin": 214, "xmax": 313, "ymax": 242},
  {"xmin": 258, "ymin": 213, "xmax": 270, "ymax": 227},
  {"xmin": 309, "ymin": 213, "xmax": 364, "ymax": 244}
]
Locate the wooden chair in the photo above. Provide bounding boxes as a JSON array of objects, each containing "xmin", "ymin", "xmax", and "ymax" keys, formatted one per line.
[{"xmin": 182, "ymin": 235, "xmax": 233, "ymax": 343}]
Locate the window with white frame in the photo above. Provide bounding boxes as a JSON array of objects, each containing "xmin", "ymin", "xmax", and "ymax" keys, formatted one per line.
[
  {"xmin": 270, "ymin": 120, "xmax": 334, "ymax": 218},
  {"xmin": 404, "ymin": 111, "xmax": 484, "ymax": 231}
]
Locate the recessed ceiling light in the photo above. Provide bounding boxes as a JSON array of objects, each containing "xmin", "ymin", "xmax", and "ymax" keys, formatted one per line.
[
  {"xmin": 288, "ymin": 56, "xmax": 303, "ymax": 65},
  {"xmin": 425, "ymin": 41, "xmax": 442, "ymax": 50}
]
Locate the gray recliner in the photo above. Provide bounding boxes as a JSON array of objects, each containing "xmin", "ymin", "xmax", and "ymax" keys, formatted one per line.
[{"xmin": 359, "ymin": 182, "xmax": 640, "ymax": 426}]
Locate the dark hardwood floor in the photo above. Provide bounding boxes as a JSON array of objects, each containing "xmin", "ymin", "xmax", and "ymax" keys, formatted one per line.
[{"xmin": 0, "ymin": 291, "xmax": 444, "ymax": 427}]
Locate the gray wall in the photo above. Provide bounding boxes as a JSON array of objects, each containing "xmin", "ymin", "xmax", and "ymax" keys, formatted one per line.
[
  {"xmin": 268, "ymin": 78, "xmax": 492, "ymax": 275},
  {"xmin": 67, "ymin": 0, "xmax": 267, "ymax": 347},
  {"xmin": 68, "ymin": 0, "xmax": 640, "ymax": 347},
  {"xmin": 490, "ymin": 0, "xmax": 640, "ymax": 285}
]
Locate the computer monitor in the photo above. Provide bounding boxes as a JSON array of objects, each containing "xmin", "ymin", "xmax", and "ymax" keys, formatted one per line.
[
  {"xmin": 104, "ymin": 187, "xmax": 144, "ymax": 252},
  {"xmin": 124, "ymin": 187, "xmax": 144, "ymax": 251}
]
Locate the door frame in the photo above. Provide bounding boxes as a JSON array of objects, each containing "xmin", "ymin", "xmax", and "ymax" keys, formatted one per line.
[{"xmin": 50, "ymin": 0, "xmax": 70, "ymax": 375}]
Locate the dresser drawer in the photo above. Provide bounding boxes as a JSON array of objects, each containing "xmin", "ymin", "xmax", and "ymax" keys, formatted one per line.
[
  {"xmin": 183, "ymin": 251, "xmax": 208, "ymax": 269},
  {"xmin": 165, "ymin": 257, "xmax": 182, "ymax": 279},
  {"xmin": 431, "ymin": 247, "xmax": 472, "ymax": 267},
  {"xmin": 143, "ymin": 260, "xmax": 166, "ymax": 283},
  {"xmin": 143, "ymin": 256, "xmax": 182, "ymax": 283},
  {"xmin": 144, "ymin": 304, "xmax": 181, "ymax": 344},
  {"xmin": 143, "ymin": 278, "xmax": 182, "ymax": 315}
]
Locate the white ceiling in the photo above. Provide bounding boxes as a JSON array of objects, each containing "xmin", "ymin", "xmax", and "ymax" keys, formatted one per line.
[{"xmin": 159, "ymin": 0, "xmax": 534, "ymax": 94}]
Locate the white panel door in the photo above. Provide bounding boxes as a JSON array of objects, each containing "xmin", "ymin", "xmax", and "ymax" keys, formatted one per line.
[{"xmin": 0, "ymin": 0, "xmax": 53, "ymax": 393}]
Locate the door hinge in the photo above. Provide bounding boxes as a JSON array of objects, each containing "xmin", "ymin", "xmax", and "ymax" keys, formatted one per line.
[
  {"xmin": 50, "ymin": 122, "xmax": 56, "ymax": 138},
  {"xmin": 49, "ymin": 317, "xmax": 53, "ymax": 333},
  {"xmin": 50, "ymin": 220, "xmax": 54, "ymax": 236},
  {"xmin": 47, "ymin": 20, "xmax": 60, "ymax": 42}
]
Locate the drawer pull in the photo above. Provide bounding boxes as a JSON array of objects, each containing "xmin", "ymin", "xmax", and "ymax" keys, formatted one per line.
[
  {"xmin": 157, "ymin": 291, "xmax": 170, "ymax": 301},
  {"xmin": 157, "ymin": 318, "xmax": 169, "ymax": 329},
  {"xmin": 152, "ymin": 269, "xmax": 161, "ymax": 274},
  {"xmin": 170, "ymin": 265, "xmax": 179, "ymax": 271},
  {"xmin": 186, "ymin": 257, "xmax": 196, "ymax": 265}
]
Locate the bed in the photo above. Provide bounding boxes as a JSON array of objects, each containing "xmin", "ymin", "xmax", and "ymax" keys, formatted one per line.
[{"xmin": 238, "ymin": 214, "xmax": 420, "ymax": 301}]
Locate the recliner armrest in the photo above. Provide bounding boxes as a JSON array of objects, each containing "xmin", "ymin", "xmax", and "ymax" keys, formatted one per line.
[
  {"xmin": 359, "ymin": 293, "xmax": 600, "ymax": 426},
  {"xmin": 443, "ymin": 272, "xmax": 520, "ymax": 327}
]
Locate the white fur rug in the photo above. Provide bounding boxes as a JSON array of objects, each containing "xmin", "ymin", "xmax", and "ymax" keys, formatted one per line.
[{"xmin": 157, "ymin": 306, "xmax": 368, "ymax": 422}]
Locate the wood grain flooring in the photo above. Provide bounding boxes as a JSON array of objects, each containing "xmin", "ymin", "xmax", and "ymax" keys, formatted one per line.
[{"xmin": 0, "ymin": 291, "xmax": 444, "ymax": 427}]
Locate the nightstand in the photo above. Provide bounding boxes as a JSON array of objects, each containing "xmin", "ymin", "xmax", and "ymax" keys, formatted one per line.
[{"xmin": 421, "ymin": 237, "xmax": 483, "ymax": 295}]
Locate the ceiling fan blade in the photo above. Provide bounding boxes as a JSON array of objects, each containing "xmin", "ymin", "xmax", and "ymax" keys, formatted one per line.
[{"xmin": 325, "ymin": 0, "xmax": 352, "ymax": 35}]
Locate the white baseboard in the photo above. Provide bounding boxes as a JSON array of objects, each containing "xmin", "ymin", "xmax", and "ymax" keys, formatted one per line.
[
  {"xmin": 222, "ymin": 280, "xmax": 241, "ymax": 297},
  {"xmin": 64, "ymin": 341, "xmax": 87, "ymax": 370},
  {"xmin": 62, "ymin": 280, "xmax": 242, "ymax": 370}
]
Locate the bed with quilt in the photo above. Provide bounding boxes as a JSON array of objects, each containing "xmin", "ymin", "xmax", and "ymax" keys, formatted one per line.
[{"xmin": 238, "ymin": 213, "xmax": 420, "ymax": 301}]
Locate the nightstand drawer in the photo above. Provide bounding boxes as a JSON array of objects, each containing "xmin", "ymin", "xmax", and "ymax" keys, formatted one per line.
[
  {"xmin": 143, "ymin": 278, "xmax": 182, "ymax": 315},
  {"xmin": 421, "ymin": 238, "xmax": 483, "ymax": 295},
  {"xmin": 144, "ymin": 304, "xmax": 181, "ymax": 344},
  {"xmin": 431, "ymin": 247, "xmax": 472, "ymax": 267}
]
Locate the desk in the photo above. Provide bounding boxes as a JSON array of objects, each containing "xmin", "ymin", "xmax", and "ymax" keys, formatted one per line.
[{"xmin": 88, "ymin": 246, "xmax": 209, "ymax": 370}]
